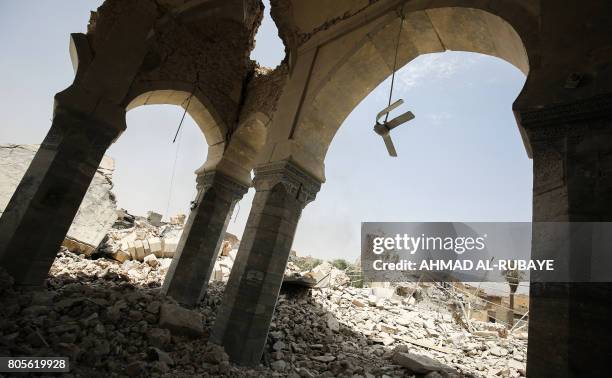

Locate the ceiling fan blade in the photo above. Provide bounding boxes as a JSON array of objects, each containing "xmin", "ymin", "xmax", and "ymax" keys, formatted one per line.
[
  {"xmin": 376, "ymin": 99, "xmax": 404, "ymax": 123},
  {"xmin": 382, "ymin": 134, "xmax": 398, "ymax": 157},
  {"xmin": 386, "ymin": 111, "xmax": 415, "ymax": 130}
]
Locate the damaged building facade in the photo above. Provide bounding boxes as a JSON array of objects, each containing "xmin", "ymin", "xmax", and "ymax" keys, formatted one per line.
[{"xmin": 1, "ymin": 0, "xmax": 611, "ymax": 376}]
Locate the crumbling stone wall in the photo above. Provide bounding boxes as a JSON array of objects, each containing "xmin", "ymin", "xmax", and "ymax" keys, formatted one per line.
[
  {"xmin": 239, "ymin": 64, "xmax": 289, "ymax": 126},
  {"xmin": 87, "ymin": 0, "xmax": 265, "ymax": 137}
]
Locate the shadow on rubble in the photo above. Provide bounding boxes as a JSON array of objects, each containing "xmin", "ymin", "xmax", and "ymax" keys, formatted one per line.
[
  {"xmin": 264, "ymin": 284, "xmax": 464, "ymax": 378},
  {"xmin": 0, "ymin": 254, "xmax": 463, "ymax": 377},
  {"xmin": 0, "ymin": 260, "xmax": 216, "ymax": 377}
]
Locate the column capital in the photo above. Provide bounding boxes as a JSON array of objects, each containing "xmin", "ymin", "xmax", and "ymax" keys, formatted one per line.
[
  {"xmin": 49, "ymin": 85, "xmax": 127, "ymax": 145},
  {"xmin": 196, "ymin": 170, "xmax": 249, "ymax": 200},
  {"xmin": 518, "ymin": 93, "xmax": 612, "ymax": 139},
  {"xmin": 253, "ymin": 160, "xmax": 322, "ymax": 206}
]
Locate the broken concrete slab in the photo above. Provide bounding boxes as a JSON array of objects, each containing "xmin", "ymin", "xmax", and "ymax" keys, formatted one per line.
[
  {"xmin": 0, "ymin": 144, "xmax": 117, "ymax": 255},
  {"xmin": 392, "ymin": 352, "xmax": 458, "ymax": 374},
  {"xmin": 282, "ymin": 273, "xmax": 317, "ymax": 288},
  {"xmin": 147, "ymin": 211, "xmax": 163, "ymax": 227}
]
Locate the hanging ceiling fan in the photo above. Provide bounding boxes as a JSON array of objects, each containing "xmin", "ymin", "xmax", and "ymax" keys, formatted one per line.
[
  {"xmin": 373, "ymin": 3, "xmax": 416, "ymax": 157},
  {"xmin": 374, "ymin": 99, "xmax": 414, "ymax": 157}
]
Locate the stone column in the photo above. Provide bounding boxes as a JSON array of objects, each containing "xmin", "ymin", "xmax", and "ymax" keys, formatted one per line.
[
  {"xmin": 210, "ymin": 160, "xmax": 321, "ymax": 365},
  {"xmin": 520, "ymin": 94, "xmax": 612, "ymax": 377},
  {"xmin": 161, "ymin": 171, "xmax": 248, "ymax": 307},
  {"xmin": 0, "ymin": 86, "xmax": 126, "ymax": 288}
]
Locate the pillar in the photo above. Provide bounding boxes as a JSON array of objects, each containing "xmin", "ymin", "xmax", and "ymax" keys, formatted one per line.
[
  {"xmin": 0, "ymin": 86, "xmax": 125, "ymax": 288},
  {"xmin": 210, "ymin": 160, "xmax": 321, "ymax": 365},
  {"xmin": 521, "ymin": 94, "xmax": 612, "ymax": 377},
  {"xmin": 161, "ymin": 171, "xmax": 248, "ymax": 307}
]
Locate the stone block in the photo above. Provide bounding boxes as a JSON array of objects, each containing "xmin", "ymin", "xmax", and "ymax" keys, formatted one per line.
[
  {"xmin": 134, "ymin": 240, "xmax": 145, "ymax": 260},
  {"xmin": 149, "ymin": 237, "xmax": 163, "ymax": 257},
  {"xmin": 112, "ymin": 249, "xmax": 131, "ymax": 263},
  {"xmin": 142, "ymin": 239, "xmax": 151, "ymax": 257},
  {"xmin": 144, "ymin": 254, "xmax": 159, "ymax": 267},
  {"xmin": 127, "ymin": 241, "xmax": 136, "ymax": 260},
  {"xmin": 162, "ymin": 237, "xmax": 178, "ymax": 258},
  {"xmin": 159, "ymin": 303, "xmax": 204, "ymax": 338}
]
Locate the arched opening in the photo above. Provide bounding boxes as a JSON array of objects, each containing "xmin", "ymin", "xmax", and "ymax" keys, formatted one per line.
[
  {"xmin": 290, "ymin": 6, "xmax": 531, "ymax": 252},
  {"xmin": 107, "ymin": 89, "xmax": 224, "ymax": 221},
  {"xmin": 291, "ymin": 6, "xmax": 531, "ymax": 178},
  {"xmin": 294, "ymin": 51, "xmax": 530, "ymax": 260},
  {"xmin": 286, "ymin": 7, "xmax": 532, "ymax": 374},
  {"xmin": 107, "ymin": 103, "xmax": 207, "ymax": 221}
]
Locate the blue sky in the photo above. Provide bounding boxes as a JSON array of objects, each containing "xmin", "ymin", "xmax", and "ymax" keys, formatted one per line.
[{"xmin": 0, "ymin": 1, "xmax": 531, "ymax": 262}]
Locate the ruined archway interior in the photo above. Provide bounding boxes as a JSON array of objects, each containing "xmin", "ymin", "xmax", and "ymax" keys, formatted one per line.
[
  {"xmin": 296, "ymin": 49, "xmax": 531, "ymax": 268},
  {"xmin": 289, "ymin": 48, "xmax": 531, "ymax": 371},
  {"xmin": 292, "ymin": 7, "xmax": 529, "ymax": 172}
]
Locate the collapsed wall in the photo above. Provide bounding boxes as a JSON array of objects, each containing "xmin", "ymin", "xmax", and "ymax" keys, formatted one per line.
[{"xmin": 0, "ymin": 144, "xmax": 117, "ymax": 255}]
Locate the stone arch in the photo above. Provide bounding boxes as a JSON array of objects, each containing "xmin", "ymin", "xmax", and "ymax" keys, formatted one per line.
[
  {"xmin": 124, "ymin": 83, "xmax": 229, "ymax": 178},
  {"xmin": 125, "ymin": 83, "xmax": 227, "ymax": 145},
  {"xmin": 290, "ymin": 4, "xmax": 535, "ymax": 180}
]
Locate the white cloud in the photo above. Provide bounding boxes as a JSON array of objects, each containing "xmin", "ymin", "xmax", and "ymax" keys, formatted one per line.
[
  {"xmin": 427, "ymin": 112, "xmax": 453, "ymax": 125},
  {"xmin": 395, "ymin": 52, "xmax": 483, "ymax": 91}
]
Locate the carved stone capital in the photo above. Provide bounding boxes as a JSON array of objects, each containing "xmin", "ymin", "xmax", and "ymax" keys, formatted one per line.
[
  {"xmin": 253, "ymin": 160, "xmax": 322, "ymax": 206},
  {"xmin": 196, "ymin": 171, "xmax": 249, "ymax": 201},
  {"xmin": 46, "ymin": 85, "xmax": 128, "ymax": 150},
  {"xmin": 518, "ymin": 93, "xmax": 612, "ymax": 142}
]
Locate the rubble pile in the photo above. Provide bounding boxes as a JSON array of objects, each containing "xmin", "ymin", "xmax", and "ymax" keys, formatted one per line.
[
  {"xmin": 99, "ymin": 211, "xmax": 186, "ymax": 263},
  {"xmin": 266, "ymin": 283, "xmax": 527, "ymax": 377},
  {"xmin": 0, "ymin": 248, "xmax": 527, "ymax": 377},
  {"xmin": 284, "ymin": 261, "xmax": 351, "ymax": 289},
  {"xmin": 0, "ymin": 250, "xmax": 263, "ymax": 377},
  {"xmin": 98, "ymin": 211, "xmax": 242, "ymax": 283}
]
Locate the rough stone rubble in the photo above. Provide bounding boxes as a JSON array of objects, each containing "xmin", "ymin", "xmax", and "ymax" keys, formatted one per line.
[
  {"xmin": 0, "ymin": 244, "xmax": 527, "ymax": 377},
  {"xmin": 99, "ymin": 211, "xmax": 186, "ymax": 263}
]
